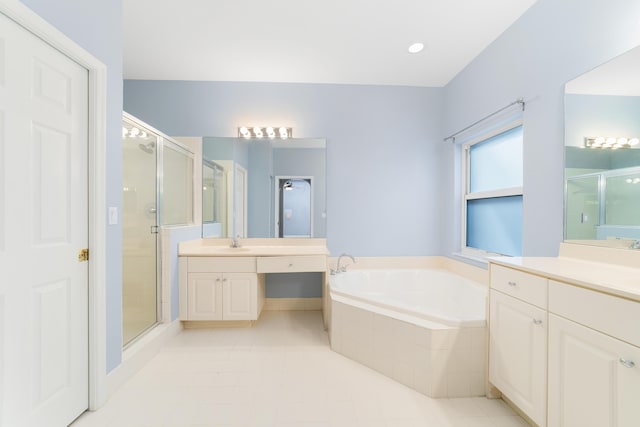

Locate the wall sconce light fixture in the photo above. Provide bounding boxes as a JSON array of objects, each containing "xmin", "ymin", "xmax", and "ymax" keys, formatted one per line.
[
  {"xmin": 584, "ymin": 136, "xmax": 640, "ymax": 149},
  {"xmin": 238, "ymin": 126, "xmax": 292, "ymax": 140}
]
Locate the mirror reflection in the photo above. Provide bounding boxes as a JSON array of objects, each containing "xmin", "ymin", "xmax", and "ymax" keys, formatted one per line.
[
  {"xmin": 564, "ymin": 45, "xmax": 640, "ymax": 245},
  {"xmin": 202, "ymin": 137, "xmax": 326, "ymax": 239}
]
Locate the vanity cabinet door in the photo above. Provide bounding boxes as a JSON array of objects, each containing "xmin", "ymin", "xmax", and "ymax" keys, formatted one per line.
[
  {"xmin": 186, "ymin": 273, "xmax": 223, "ymax": 320},
  {"xmin": 548, "ymin": 314, "xmax": 640, "ymax": 427},
  {"xmin": 222, "ymin": 273, "xmax": 258, "ymax": 320},
  {"xmin": 489, "ymin": 289, "xmax": 547, "ymax": 427}
]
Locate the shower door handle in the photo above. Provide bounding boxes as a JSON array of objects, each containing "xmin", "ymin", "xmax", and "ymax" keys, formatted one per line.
[{"xmin": 150, "ymin": 225, "xmax": 159, "ymax": 234}]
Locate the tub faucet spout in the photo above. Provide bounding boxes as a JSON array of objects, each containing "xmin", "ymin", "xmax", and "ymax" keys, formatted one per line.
[
  {"xmin": 335, "ymin": 253, "xmax": 355, "ymax": 274},
  {"xmin": 230, "ymin": 236, "xmax": 241, "ymax": 248},
  {"xmin": 631, "ymin": 240, "xmax": 640, "ymax": 250}
]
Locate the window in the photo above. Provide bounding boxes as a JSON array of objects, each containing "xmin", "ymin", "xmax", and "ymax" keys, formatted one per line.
[{"xmin": 462, "ymin": 123, "xmax": 523, "ymax": 257}]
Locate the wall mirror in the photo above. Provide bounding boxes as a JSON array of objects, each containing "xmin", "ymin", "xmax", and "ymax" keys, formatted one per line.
[
  {"xmin": 201, "ymin": 137, "xmax": 326, "ymax": 239},
  {"xmin": 564, "ymin": 45, "xmax": 640, "ymax": 247}
]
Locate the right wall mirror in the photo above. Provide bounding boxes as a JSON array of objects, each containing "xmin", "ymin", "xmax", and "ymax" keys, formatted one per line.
[{"xmin": 564, "ymin": 45, "xmax": 640, "ymax": 247}]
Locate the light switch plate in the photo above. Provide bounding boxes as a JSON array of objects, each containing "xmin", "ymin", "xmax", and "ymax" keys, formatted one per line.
[{"xmin": 108, "ymin": 207, "xmax": 118, "ymax": 225}]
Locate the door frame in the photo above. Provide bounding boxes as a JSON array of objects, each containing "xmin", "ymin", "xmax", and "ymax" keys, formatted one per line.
[
  {"xmin": 274, "ymin": 176, "xmax": 314, "ymax": 238},
  {"xmin": 1, "ymin": 0, "xmax": 109, "ymax": 410}
]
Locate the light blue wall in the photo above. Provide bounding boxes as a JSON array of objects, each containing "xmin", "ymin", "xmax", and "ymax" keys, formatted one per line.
[
  {"xmin": 266, "ymin": 273, "xmax": 322, "ymax": 298},
  {"xmin": 18, "ymin": 0, "xmax": 124, "ymax": 372},
  {"xmin": 442, "ymin": 0, "xmax": 640, "ymax": 257},
  {"xmin": 124, "ymin": 81, "xmax": 445, "ymax": 256}
]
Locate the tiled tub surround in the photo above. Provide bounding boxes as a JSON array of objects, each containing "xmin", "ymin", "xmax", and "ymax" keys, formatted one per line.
[{"xmin": 329, "ymin": 260, "xmax": 488, "ymax": 399}]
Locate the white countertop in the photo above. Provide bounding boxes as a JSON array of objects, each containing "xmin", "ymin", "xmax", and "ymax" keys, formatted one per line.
[
  {"xmin": 489, "ymin": 255, "xmax": 640, "ymax": 302},
  {"xmin": 178, "ymin": 238, "xmax": 329, "ymax": 257}
]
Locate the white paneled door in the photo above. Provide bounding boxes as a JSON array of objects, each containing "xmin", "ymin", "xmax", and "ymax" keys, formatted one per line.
[{"xmin": 0, "ymin": 11, "xmax": 89, "ymax": 427}]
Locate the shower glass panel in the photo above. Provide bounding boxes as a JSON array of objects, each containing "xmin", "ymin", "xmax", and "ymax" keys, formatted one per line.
[
  {"xmin": 565, "ymin": 176, "xmax": 600, "ymax": 240},
  {"xmin": 122, "ymin": 117, "xmax": 159, "ymax": 346},
  {"xmin": 161, "ymin": 142, "xmax": 194, "ymax": 225},
  {"xmin": 605, "ymin": 172, "xmax": 640, "ymax": 226}
]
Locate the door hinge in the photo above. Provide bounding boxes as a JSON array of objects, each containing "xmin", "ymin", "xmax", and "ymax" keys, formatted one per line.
[
  {"xmin": 78, "ymin": 248, "xmax": 89, "ymax": 262},
  {"xmin": 150, "ymin": 225, "xmax": 159, "ymax": 234}
]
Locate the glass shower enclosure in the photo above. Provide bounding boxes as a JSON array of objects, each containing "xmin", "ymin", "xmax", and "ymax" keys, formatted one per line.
[
  {"xmin": 121, "ymin": 113, "xmax": 195, "ymax": 346},
  {"xmin": 565, "ymin": 167, "xmax": 640, "ymax": 241},
  {"xmin": 122, "ymin": 115, "xmax": 159, "ymax": 346}
]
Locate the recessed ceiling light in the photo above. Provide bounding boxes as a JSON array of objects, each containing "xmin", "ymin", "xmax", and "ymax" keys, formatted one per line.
[{"xmin": 408, "ymin": 42, "xmax": 424, "ymax": 54}]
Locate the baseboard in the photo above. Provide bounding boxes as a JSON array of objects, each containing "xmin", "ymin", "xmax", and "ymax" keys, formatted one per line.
[
  {"xmin": 105, "ymin": 319, "xmax": 182, "ymax": 401},
  {"xmin": 263, "ymin": 297, "xmax": 322, "ymax": 311},
  {"xmin": 182, "ymin": 320, "xmax": 254, "ymax": 328}
]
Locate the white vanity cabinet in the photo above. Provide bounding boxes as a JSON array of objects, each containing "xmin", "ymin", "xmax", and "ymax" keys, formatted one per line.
[
  {"xmin": 180, "ymin": 256, "xmax": 265, "ymax": 321},
  {"xmin": 489, "ymin": 265, "xmax": 548, "ymax": 427},
  {"xmin": 548, "ymin": 280, "xmax": 640, "ymax": 427},
  {"xmin": 489, "ymin": 246, "xmax": 640, "ymax": 427},
  {"xmin": 178, "ymin": 240, "xmax": 329, "ymax": 324}
]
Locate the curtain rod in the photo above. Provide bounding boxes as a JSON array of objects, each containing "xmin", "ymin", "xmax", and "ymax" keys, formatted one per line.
[{"xmin": 443, "ymin": 97, "xmax": 525, "ymax": 143}]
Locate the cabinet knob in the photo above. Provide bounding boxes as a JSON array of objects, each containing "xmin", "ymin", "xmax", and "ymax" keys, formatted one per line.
[
  {"xmin": 223, "ymin": 278, "xmax": 227, "ymax": 282},
  {"xmin": 532, "ymin": 319, "xmax": 543, "ymax": 325},
  {"xmin": 620, "ymin": 358, "xmax": 636, "ymax": 368},
  {"xmin": 288, "ymin": 263, "xmax": 293, "ymax": 267},
  {"xmin": 508, "ymin": 281, "xmax": 517, "ymax": 287},
  {"xmin": 216, "ymin": 278, "xmax": 221, "ymax": 282}
]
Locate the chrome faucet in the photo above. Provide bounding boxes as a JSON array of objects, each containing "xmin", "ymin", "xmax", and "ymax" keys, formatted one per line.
[
  {"xmin": 230, "ymin": 236, "xmax": 241, "ymax": 248},
  {"xmin": 630, "ymin": 240, "xmax": 640, "ymax": 250},
  {"xmin": 332, "ymin": 253, "xmax": 355, "ymax": 275}
]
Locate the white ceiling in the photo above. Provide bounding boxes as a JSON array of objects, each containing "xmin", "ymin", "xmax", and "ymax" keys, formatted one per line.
[
  {"xmin": 123, "ymin": 0, "xmax": 538, "ymax": 87},
  {"xmin": 565, "ymin": 45, "xmax": 640, "ymax": 96}
]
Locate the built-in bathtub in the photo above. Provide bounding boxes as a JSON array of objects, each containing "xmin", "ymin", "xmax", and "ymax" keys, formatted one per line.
[{"xmin": 329, "ymin": 268, "xmax": 487, "ymax": 398}]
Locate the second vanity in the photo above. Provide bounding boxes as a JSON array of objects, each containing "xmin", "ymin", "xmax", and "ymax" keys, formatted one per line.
[
  {"xmin": 178, "ymin": 238, "xmax": 328, "ymax": 324},
  {"xmin": 488, "ymin": 243, "xmax": 640, "ymax": 427}
]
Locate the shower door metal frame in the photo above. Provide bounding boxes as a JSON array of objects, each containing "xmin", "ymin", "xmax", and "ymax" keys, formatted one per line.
[{"xmin": 122, "ymin": 112, "xmax": 162, "ymax": 346}]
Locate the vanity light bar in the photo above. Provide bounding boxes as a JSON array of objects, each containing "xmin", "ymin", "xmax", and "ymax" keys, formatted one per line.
[
  {"xmin": 584, "ymin": 136, "xmax": 640, "ymax": 149},
  {"xmin": 238, "ymin": 126, "xmax": 292, "ymax": 140}
]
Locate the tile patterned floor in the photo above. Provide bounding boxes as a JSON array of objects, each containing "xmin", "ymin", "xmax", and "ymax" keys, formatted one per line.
[{"xmin": 72, "ymin": 311, "xmax": 529, "ymax": 427}]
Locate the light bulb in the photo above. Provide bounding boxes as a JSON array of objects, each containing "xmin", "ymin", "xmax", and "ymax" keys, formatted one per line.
[
  {"xmin": 617, "ymin": 137, "xmax": 628, "ymax": 146},
  {"xmin": 130, "ymin": 127, "xmax": 140, "ymax": 137},
  {"xmin": 629, "ymin": 138, "xmax": 639, "ymax": 146},
  {"xmin": 122, "ymin": 127, "xmax": 128, "ymax": 138},
  {"xmin": 626, "ymin": 179, "xmax": 633, "ymax": 184},
  {"xmin": 253, "ymin": 127, "xmax": 263, "ymax": 138},
  {"xmin": 239, "ymin": 127, "xmax": 250, "ymax": 138},
  {"xmin": 279, "ymin": 127, "xmax": 289, "ymax": 139},
  {"xmin": 594, "ymin": 137, "xmax": 605, "ymax": 144},
  {"xmin": 266, "ymin": 127, "xmax": 275, "ymax": 139},
  {"xmin": 606, "ymin": 137, "xmax": 616, "ymax": 145}
]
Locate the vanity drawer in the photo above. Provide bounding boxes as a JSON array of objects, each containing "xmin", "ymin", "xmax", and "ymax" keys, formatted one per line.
[
  {"xmin": 257, "ymin": 255, "xmax": 326, "ymax": 273},
  {"xmin": 187, "ymin": 257, "xmax": 256, "ymax": 273},
  {"xmin": 549, "ymin": 280, "xmax": 640, "ymax": 347},
  {"xmin": 490, "ymin": 264, "xmax": 548, "ymax": 309}
]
